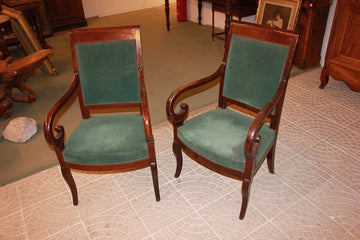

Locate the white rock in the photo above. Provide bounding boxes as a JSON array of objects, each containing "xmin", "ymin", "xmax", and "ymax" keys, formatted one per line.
[{"xmin": 2, "ymin": 117, "xmax": 37, "ymax": 143}]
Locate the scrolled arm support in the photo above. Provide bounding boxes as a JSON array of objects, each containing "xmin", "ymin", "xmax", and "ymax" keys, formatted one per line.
[
  {"xmin": 166, "ymin": 64, "xmax": 224, "ymax": 127},
  {"xmin": 44, "ymin": 72, "xmax": 80, "ymax": 150}
]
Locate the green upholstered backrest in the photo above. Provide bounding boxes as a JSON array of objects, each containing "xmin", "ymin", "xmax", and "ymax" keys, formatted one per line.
[
  {"xmin": 223, "ymin": 35, "xmax": 289, "ymax": 109},
  {"xmin": 76, "ymin": 40, "xmax": 140, "ymax": 105}
]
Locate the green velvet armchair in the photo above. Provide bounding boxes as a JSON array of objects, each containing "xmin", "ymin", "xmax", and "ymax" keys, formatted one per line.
[
  {"xmin": 166, "ymin": 21, "xmax": 298, "ymax": 219},
  {"xmin": 44, "ymin": 26, "xmax": 160, "ymax": 205}
]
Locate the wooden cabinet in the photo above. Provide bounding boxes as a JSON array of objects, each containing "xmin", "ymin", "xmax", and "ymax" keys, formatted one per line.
[
  {"xmin": 43, "ymin": 0, "xmax": 87, "ymax": 32},
  {"xmin": 320, "ymin": 0, "xmax": 360, "ymax": 91},
  {"xmin": 293, "ymin": 0, "xmax": 332, "ymax": 69}
]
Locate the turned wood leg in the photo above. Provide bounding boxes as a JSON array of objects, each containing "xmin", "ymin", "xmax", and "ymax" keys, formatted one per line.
[
  {"xmin": 240, "ymin": 178, "xmax": 252, "ymax": 220},
  {"xmin": 165, "ymin": 0, "xmax": 170, "ymax": 31},
  {"xmin": 150, "ymin": 162, "xmax": 161, "ymax": 201},
  {"xmin": 319, "ymin": 68, "xmax": 329, "ymax": 89},
  {"xmin": 198, "ymin": 0, "xmax": 203, "ymax": 25},
  {"xmin": 267, "ymin": 146, "xmax": 275, "ymax": 174},
  {"xmin": 60, "ymin": 166, "xmax": 78, "ymax": 206},
  {"xmin": 173, "ymin": 139, "xmax": 183, "ymax": 178}
]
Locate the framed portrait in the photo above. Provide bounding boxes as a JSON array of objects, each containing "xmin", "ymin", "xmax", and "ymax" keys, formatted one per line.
[{"xmin": 255, "ymin": 0, "xmax": 302, "ymax": 31}]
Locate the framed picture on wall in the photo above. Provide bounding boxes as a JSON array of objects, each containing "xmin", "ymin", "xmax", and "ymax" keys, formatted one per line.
[{"xmin": 255, "ymin": 0, "xmax": 302, "ymax": 31}]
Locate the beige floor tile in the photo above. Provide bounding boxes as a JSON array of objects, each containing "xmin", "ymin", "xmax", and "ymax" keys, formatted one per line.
[
  {"xmin": 285, "ymin": 84, "xmax": 332, "ymax": 113},
  {"xmin": 152, "ymin": 212, "xmax": 219, "ymax": 240},
  {"xmin": 277, "ymin": 122, "xmax": 322, "ymax": 154},
  {"xmin": 316, "ymin": 82, "xmax": 360, "ymax": 112},
  {"xmin": 245, "ymin": 222, "xmax": 290, "ymax": 240},
  {"xmin": 248, "ymin": 173, "xmax": 303, "ymax": 220},
  {"xmin": 15, "ymin": 166, "xmax": 68, "ymax": 209},
  {"xmin": 197, "ymin": 192, "xmax": 268, "ymax": 239},
  {"xmin": 276, "ymin": 155, "xmax": 331, "ymax": 196},
  {"xmin": 0, "ymin": 183, "xmax": 21, "ymax": 218},
  {"xmin": 298, "ymin": 139, "xmax": 357, "ymax": 177},
  {"xmin": 305, "ymin": 178, "xmax": 360, "ymax": 231},
  {"xmin": 312, "ymin": 101, "xmax": 360, "ymax": 128},
  {"xmin": 112, "ymin": 167, "xmax": 167, "ymax": 201},
  {"xmin": 349, "ymin": 223, "xmax": 360, "ymax": 239},
  {"xmin": 173, "ymin": 167, "xmax": 234, "ymax": 210},
  {"xmin": 323, "ymin": 126, "xmax": 360, "ymax": 159},
  {"xmin": 335, "ymin": 159, "xmax": 360, "ymax": 194},
  {"xmin": 130, "ymin": 182, "xmax": 194, "ymax": 233},
  {"xmin": 273, "ymin": 197, "xmax": 346, "ymax": 240},
  {"xmin": 291, "ymin": 113, "xmax": 344, "ymax": 141},
  {"xmin": 74, "ymin": 175, "xmax": 128, "ymax": 220},
  {"xmin": 83, "ymin": 203, "xmax": 150, "ymax": 239},
  {"xmin": 153, "ymin": 125, "xmax": 173, "ymax": 154},
  {"xmin": 0, "ymin": 211, "xmax": 27, "ymax": 240},
  {"xmin": 43, "ymin": 223, "xmax": 89, "ymax": 240},
  {"xmin": 22, "ymin": 192, "xmax": 81, "ymax": 239},
  {"xmin": 156, "ymin": 148, "xmax": 203, "ymax": 181}
]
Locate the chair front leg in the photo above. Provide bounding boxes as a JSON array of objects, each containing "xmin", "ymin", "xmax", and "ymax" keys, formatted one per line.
[
  {"xmin": 60, "ymin": 165, "xmax": 78, "ymax": 206},
  {"xmin": 173, "ymin": 138, "xmax": 183, "ymax": 178},
  {"xmin": 240, "ymin": 178, "xmax": 252, "ymax": 220},
  {"xmin": 150, "ymin": 162, "xmax": 161, "ymax": 201}
]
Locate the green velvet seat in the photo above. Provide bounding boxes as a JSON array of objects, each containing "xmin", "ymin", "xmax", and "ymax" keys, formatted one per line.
[
  {"xmin": 167, "ymin": 21, "xmax": 298, "ymax": 219},
  {"xmin": 63, "ymin": 114, "xmax": 148, "ymax": 165},
  {"xmin": 44, "ymin": 26, "xmax": 160, "ymax": 205},
  {"xmin": 178, "ymin": 108, "xmax": 275, "ymax": 171}
]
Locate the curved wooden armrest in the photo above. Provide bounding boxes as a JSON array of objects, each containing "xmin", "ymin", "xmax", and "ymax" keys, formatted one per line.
[
  {"xmin": 166, "ymin": 64, "xmax": 224, "ymax": 126},
  {"xmin": 43, "ymin": 72, "xmax": 79, "ymax": 150},
  {"xmin": 244, "ymin": 81, "xmax": 286, "ymax": 159}
]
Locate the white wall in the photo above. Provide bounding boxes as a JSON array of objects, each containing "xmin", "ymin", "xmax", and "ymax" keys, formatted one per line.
[{"xmin": 82, "ymin": 0, "xmax": 175, "ymax": 18}]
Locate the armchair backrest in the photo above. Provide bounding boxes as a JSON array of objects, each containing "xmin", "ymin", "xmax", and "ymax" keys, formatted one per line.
[
  {"xmin": 220, "ymin": 21, "xmax": 298, "ymax": 110},
  {"xmin": 69, "ymin": 26, "xmax": 145, "ymax": 117}
]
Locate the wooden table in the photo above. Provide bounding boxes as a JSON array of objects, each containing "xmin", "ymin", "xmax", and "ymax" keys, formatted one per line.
[{"xmin": 165, "ymin": 0, "xmax": 257, "ymax": 41}]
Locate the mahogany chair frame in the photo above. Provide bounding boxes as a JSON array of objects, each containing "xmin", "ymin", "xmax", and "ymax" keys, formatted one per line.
[
  {"xmin": 44, "ymin": 26, "xmax": 160, "ymax": 205},
  {"xmin": 166, "ymin": 21, "xmax": 298, "ymax": 219}
]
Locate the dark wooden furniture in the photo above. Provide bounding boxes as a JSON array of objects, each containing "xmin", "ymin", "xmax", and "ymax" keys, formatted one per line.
[
  {"xmin": 211, "ymin": 0, "xmax": 258, "ymax": 41},
  {"xmin": 293, "ymin": 0, "xmax": 332, "ymax": 69},
  {"xmin": 320, "ymin": 0, "xmax": 360, "ymax": 91},
  {"xmin": 0, "ymin": 49, "xmax": 51, "ymax": 119},
  {"xmin": 44, "ymin": 26, "xmax": 160, "ymax": 205},
  {"xmin": 166, "ymin": 21, "xmax": 298, "ymax": 219},
  {"xmin": 164, "ymin": 0, "xmax": 257, "ymax": 35},
  {"xmin": 43, "ymin": 0, "xmax": 87, "ymax": 32},
  {"xmin": 0, "ymin": 0, "xmax": 51, "ymax": 49}
]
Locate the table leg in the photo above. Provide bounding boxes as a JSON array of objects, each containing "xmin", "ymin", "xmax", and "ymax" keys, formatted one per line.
[
  {"xmin": 198, "ymin": 0, "xmax": 203, "ymax": 25},
  {"xmin": 165, "ymin": 0, "xmax": 170, "ymax": 31}
]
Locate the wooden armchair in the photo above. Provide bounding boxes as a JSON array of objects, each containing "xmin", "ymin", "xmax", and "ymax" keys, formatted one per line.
[
  {"xmin": 166, "ymin": 21, "xmax": 298, "ymax": 219},
  {"xmin": 44, "ymin": 26, "xmax": 160, "ymax": 205}
]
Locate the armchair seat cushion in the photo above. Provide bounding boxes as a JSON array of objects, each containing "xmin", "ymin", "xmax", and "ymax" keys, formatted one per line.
[
  {"xmin": 177, "ymin": 108, "xmax": 275, "ymax": 171},
  {"xmin": 64, "ymin": 114, "xmax": 148, "ymax": 165}
]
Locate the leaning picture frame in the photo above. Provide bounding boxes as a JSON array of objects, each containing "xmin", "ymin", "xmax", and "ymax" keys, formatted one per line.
[{"xmin": 255, "ymin": 0, "xmax": 302, "ymax": 31}]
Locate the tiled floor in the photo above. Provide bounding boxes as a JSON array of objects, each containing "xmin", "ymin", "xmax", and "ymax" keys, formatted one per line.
[{"xmin": 1, "ymin": 68, "xmax": 360, "ymax": 239}]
